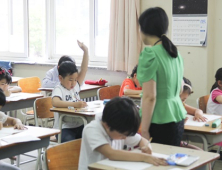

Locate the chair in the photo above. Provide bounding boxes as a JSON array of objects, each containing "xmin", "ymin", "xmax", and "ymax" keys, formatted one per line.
[
  {"xmin": 33, "ymin": 96, "xmax": 54, "ymax": 127},
  {"xmin": 196, "ymin": 95, "xmax": 210, "ymax": 113},
  {"xmin": 97, "ymin": 85, "xmax": 120, "ymax": 100},
  {"xmin": 18, "ymin": 76, "xmax": 41, "ymax": 125},
  {"xmin": 44, "ymin": 139, "xmax": 81, "ymax": 170}
]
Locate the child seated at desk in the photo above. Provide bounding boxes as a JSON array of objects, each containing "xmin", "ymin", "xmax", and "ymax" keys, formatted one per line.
[
  {"xmin": 180, "ymin": 77, "xmax": 207, "ymax": 122},
  {"xmin": 52, "ymin": 57, "xmax": 88, "ymax": 143},
  {"xmin": 119, "ymin": 65, "xmax": 142, "ymax": 97},
  {"xmin": 42, "ymin": 40, "xmax": 88, "ymax": 88},
  {"xmin": 0, "ymin": 67, "xmax": 21, "ymax": 97},
  {"xmin": 78, "ymin": 97, "xmax": 167, "ymax": 170},
  {"xmin": 207, "ymin": 68, "xmax": 222, "ymax": 115},
  {"xmin": 0, "ymin": 89, "xmax": 25, "ymax": 170}
]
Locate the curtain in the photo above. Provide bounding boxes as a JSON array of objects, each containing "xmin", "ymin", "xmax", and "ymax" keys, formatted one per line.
[{"xmin": 107, "ymin": 0, "xmax": 142, "ymax": 73}]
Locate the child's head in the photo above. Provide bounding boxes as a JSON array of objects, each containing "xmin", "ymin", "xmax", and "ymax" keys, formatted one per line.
[
  {"xmin": 58, "ymin": 55, "xmax": 74, "ymax": 66},
  {"xmin": 180, "ymin": 77, "xmax": 193, "ymax": 102},
  {"xmin": 102, "ymin": 97, "xmax": 141, "ymax": 140},
  {"xmin": 130, "ymin": 65, "xmax": 140, "ymax": 88},
  {"xmin": 58, "ymin": 61, "xmax": 78, "ymax": 90},
  {"xmin": 0, "ymin": 67, "xmax": 12, "ymax": 90},
  {"xmin": 211, "ymin": 68, "xmax": 222, "ymax": 92},
  {"xmin": 0, "ymin": 88, "xmax": 6, "ymax": 109},
  {"xmin": 139, "ymin": 7, "xmax": 178, "ymax": 58}
]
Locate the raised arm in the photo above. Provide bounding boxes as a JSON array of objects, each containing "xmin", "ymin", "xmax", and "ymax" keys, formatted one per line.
[
  {"xmin": 141, "ymin": 80, "xmax": 156, "ymax": 140},
  {"xmin": 77, "ymin": 40, "xmax": 89, "ymax": 86}
]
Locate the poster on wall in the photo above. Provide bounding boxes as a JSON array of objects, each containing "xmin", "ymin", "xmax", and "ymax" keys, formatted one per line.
[{"xmin": 172, "ymin": 0, "xmax": 208, "ymax": 46}]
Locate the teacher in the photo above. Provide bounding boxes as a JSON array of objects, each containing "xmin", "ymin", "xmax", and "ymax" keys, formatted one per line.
[{"xmin": 137, "ymin": 7, "xmax": 186, "ymax": 146}]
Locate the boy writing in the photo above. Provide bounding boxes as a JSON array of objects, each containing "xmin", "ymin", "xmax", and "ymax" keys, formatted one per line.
[{"xmin": 78, "ymin": 97, "xmax": 167, "ymax": 169}]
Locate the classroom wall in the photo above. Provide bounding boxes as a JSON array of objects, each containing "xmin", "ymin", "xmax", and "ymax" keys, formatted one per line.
[
  {"xmin": 12, "ymin": 0, "xmax": 222, "ymax": 108},
  {"xmin": 141, "ymin": 0, "xmax": 219, "ymax": 107}
]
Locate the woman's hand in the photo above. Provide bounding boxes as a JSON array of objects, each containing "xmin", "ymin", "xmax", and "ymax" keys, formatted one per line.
[
  {"xmin": 141, "ymin": 142, "xmax": 152, "ymax": 154},
  {"xmin": 141, "ymin": 131, "xmax": 150, "ymax": 141}
]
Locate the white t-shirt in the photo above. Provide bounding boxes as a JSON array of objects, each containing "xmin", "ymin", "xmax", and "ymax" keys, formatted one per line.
[
  {"xmin": 78, "ymin": 119, "xmax": 141, "ymax": 170},
  {"xmin": 0, "ymin": 111, "xmax": 8, "ymax": 124},
  {"xmin": 52, "ymin": 83, "xmax": 83, "ymax": 129},
  {"xmin": 207, "ymin": 87, "xmax": 222, "ymax": 115}
]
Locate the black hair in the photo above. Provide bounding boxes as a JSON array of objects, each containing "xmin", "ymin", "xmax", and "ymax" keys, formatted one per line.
[
  {"xmin": 0, "ymin": 67, "xmax": 12, "ymax": 84},
  {"xmin": 58, "ymin": 55, "xmax": 74, "ymax": 66},
  {"xmin": 183, "ymin": 77, "xmax": 193, "ymax": 94},
  {"xmin": 210, "ymin": 68, "xmax": 222, "ymax": 92},
  {"xmin": 139, "ymin": 7, "xmax": 178, "ymax": 58},
  {"xmin": 58, "ymin": 61, "xmax": 78, "ymax": 78},
  {"xmin": 130, "ymin": 65, "xmax": 138, "ymax": 78},
  {"xmin": 102, "ymin": 97, "xmax": 141, "ymax": 136},
  {"xmin": 0, "ymin": 88, "xmax": 6, "ymax": 107}
]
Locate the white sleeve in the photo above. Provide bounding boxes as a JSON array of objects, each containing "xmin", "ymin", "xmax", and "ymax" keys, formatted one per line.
[
  {"xmin": 42, "ymin": 70, "xmax": 59, "ymax": 88},
  {"xmin": 124, "ymin": 133, "xmax": 141, "ymax": 147},
  {"xmin": 0, "ymin": 112, "xmax": 8, "ymax": 124},
  {"xmin": 83, "ymin": 125, "xmax": 109, "ymax": 151},
  {"xmin": 52, "ymin": 86, "xmax": 63, "ymax": 100}
]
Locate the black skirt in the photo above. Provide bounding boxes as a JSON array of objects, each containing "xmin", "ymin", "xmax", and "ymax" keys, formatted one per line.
[{"xmin": 149, "ymin": 119, "xmax": 184, "ymax": 146}]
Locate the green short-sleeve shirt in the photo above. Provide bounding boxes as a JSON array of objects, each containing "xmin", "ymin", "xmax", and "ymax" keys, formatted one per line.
[{"xmin": 137, "ymin": 45, "xmax": 186, "ymax": 124}]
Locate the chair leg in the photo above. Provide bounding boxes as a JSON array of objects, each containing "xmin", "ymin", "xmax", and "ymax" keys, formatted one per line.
[
  {"xmin": 212, "ymin": 146, "xmax": 221, "ymax": 169},
  {"xmin": 16, "ymin": 155, "xmax": 20, "ymax": 167},
  {"xmin": 35, "ymin": 149, "xmax": 43, "ymax": 170}
]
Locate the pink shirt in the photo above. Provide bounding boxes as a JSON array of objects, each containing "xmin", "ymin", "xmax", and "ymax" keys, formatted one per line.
[
  {"xmin": 211, "ymin": 88, "xmax": 222, "ymax": 104},
  {"xmin": 207, "ymin": 88, "xmax": 222, "ymax": 115}
]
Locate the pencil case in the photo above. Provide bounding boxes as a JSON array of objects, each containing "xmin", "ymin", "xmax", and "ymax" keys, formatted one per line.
[{"xmin": 85, "ymin": 79, "xmax": 108, "ymax": 86}]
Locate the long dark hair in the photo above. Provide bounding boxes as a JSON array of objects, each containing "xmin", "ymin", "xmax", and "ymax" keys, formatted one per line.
[
  {"xmin": 139, "ymin": 7, "xmax": 178, "ymax": 58},
  {"xmin": 210, "ymin": 68, "xmax": 222, "ymax": 92}
]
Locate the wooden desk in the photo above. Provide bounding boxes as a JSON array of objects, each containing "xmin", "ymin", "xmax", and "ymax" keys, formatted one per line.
[
  {"xmin": 124, "ymin": 94, "xmax": 141, "ymax": 106},
  {"xmin": 183, "ymin": 115, "xmax": 222, "ymax": 151},
  {"xmin": 50, "ymin": 100, "xmax": 104, "ymax": 143},
  {"xmin": 0, "ymin": 126, "xmax": 60, "ymax": 159},
  {"xmin": 39, "ymin": 84, "xmax": 103, "ymax": 99},
  {"xmin": 2, "ymin": 93, "xmax": 43, "ymax": 112},
  {"xmin": 88, "ymin": 143, "xmax": 220, "ymax": 170}
]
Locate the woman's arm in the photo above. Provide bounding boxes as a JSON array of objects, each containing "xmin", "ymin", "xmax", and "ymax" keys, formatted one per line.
[{"xmin": 141, "ymin": 80, "xmax": 156, "ymax": 140}]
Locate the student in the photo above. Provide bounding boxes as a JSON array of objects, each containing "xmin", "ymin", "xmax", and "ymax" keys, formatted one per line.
[
  {"xmin": 181, "ymin": 77, "xmax": 207, "ymax": 122},
  {"xmin": 0, "ymin": 88, "xmax": 25, "ymax": 170},
  {"xmin": 119, "ymin": 65, "xmax": 142, "ymax": 97},
  {"xmin": 137, "ymin": 7, "xmax": 186, "ymax": 146},
  {"xmin": 42, "ymin": 40, "xmax": 88, "ymax": 88},
  {"xmin": 0, "ymin": 67, "xmax": 22, "ymax": 97},
  {"xmin": 78, "ymin": 97, "xmax": 167, "ymax": 170},
  {"xmin": 207, "ymin": 68, "xmax": 222, "ymax": 115},
  {"xmin": 52, "ymin": 61, "xmax": 88, "ymax": 143}
]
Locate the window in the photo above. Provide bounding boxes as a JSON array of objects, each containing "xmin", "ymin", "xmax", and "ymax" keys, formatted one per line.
[{"xmin": 0, "ymin": 0, "xmax": 111, "ymax": 65}]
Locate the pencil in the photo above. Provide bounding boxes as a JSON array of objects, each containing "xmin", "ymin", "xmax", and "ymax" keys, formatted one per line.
[{"xmin": 149, "ymin": 137, "xmax": 152, "ymax": 142}]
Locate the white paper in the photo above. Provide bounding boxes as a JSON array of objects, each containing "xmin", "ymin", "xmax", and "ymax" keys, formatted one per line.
[
  {"xmin": 1, "ymin": 133, "xmax": 40, "ymax": 144},
  {"xmin": 97, "ymin": 152, "xmax": 169, "ymax": 170},
  {"xmin": 172, "ymin": 16, "xmax": 207, "ymax": 46},
  {"xmin": 6, "ymin": 93, "xmax": 41, "ymax": 101},
  {"xmin": 185, "ymin": 114, "xmax": 221, "ymax": 127},
  {"xmin": 0, "ymin": 127, "xmax": 24, "ymax": 138}
]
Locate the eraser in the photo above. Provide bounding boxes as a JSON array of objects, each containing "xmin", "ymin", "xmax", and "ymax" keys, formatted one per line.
[
  {"xmin": 212, "ymin": 119, "xmax": 221, "ymax": 128},
  {"xmin": 205, "ymin": 123, "xmax": 209, "ymax": 127},
  {"xmin": 103, "ymin": 99, "xmax": 110, "ymax": 105},
  {"xmin": 68, "ymin": 106, "xmax": 75, "ymax": 110}
]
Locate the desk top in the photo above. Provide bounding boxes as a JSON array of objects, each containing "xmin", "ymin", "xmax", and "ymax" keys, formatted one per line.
[
  {"xmin": 88, "ymin": 143, "xmax": 220, "ymax": 170},
  {"xmin": 50, "ymin": 101, "xmax": 104, "ymax": 117},
  {"xmin": 185, "ymin": 115, "xmax": 222, "ymax": 135},
  {"xmin": 6, "ymin": 92, "xmax": 43, "ymax": 103},
  {"xmin": 125, "ymin": 94, "xmax": 141, "ymax": 99},
  {"xmin": 0, "ymin": 126, "xmax": 60, "ymax": 149},
  {"xmin": 11, "ymin": 77, "xmax": 23, "ymax": 83},
  {"xmin": 39, "ymin": 84, "xmax": 103, "ymax": 92}
]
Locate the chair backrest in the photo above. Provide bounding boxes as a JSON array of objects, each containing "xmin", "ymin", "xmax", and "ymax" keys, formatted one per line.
[
  {"xmin": 18, "ymin": 76, "xmax": 41, "ymax": 93},
  {"xmin": 97, "ymin": 85, "xmax": 120, "ymax": 100},
  {"xmin": 45, "ymin": 139, "xmax": 81, "ymax": 170},
  {"xmin": 34, "ymin": 96, "xmax": 54, "ymax": 118},
  {"xmin": 197, "ymin": 95, "xmax": 210, "ymax": 113}
]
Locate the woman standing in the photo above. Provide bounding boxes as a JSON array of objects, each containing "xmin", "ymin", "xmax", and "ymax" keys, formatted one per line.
[{"xmin": 137, "ymin": 7, "xmax": 186, "ymax": 146}]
